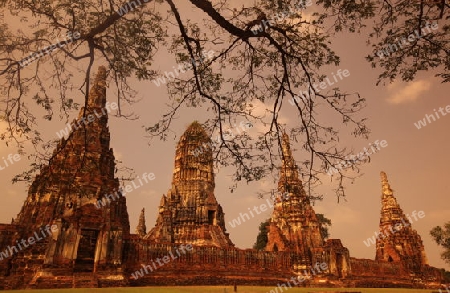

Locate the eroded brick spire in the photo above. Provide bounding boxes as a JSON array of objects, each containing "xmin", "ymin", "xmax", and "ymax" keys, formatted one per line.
[
  {"xmin": 16, "ymin": 66, "xmax": 120, "ymax": 229},
  {"xmin": 171, "ymin": 121, "xmax": 215, "ymax": 190},
  {"xmin": 87, "ymin": 65, "xmax": 107, "ymax": 108},
  {"xmin": 266, "ymin": 133, "xmax": 323, "ymax": 254},
  {"xmin": 11, "ymin": 66, "xmax": 130, "ymax": 275},
  {"xmin": 278, "ymin": 132, "xmax": 305, "ymax": 202},
  {"xmin": 136, "ymin": 208, "xmax": 147, "ymax": 237},
  {"xmin": 376, "ymin": 171, "xmax": 428, "ymax": 269}
]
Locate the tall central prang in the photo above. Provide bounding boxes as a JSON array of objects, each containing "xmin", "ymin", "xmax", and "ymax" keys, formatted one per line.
[{"xmin": 146, "ymin": 121, "xmax": 234, "ymax": 247}]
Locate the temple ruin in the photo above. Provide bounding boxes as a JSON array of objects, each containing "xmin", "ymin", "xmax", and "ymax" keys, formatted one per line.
[{"xmin": 0, "ymin": 67, "xmax": 443, "ymax": 289}]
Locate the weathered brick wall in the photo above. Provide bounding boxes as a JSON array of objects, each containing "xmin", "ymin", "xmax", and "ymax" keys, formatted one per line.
[
  {"xmin": 350, "ymin": 257, "xmax": 407, "ymax": 277},
  {"xmin": 349, "ymin": 258, "xmax": 416, "ymax": 288},
  {"xmin": 125, "ymin": 240, "xmax": 299, "ymax": 286},
  {"xmin": 348, "ymin": 257, "xmax": 442, "ymax": 288}
]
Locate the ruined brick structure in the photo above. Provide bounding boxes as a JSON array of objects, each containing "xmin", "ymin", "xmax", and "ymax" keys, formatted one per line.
[
  {"xmin": 0, "ymin": 67, "xmax": 443, "ymax": 289},
  {"xmin": 375, "ymin": 171, "xmax": 428, "ymax": 271},
  {"xmin": 346, "ymin": 172, "xmax": 441, "ymax": 287},
  {"xmin": 145, "ymin": 122, "xmax": 234, "ymax": 247},
  {"xmin": 0, "ymin": 66, "xmax": 130, "ymax": 289},
  {"xmin": 266, "ymin": 134, "xmax": 324, "ymax": 253},
  {"xmin": 265, "ymin": 133, "xmax": 351, "ymax": 279},
  {"xmin": 136, "ymin": 208, "xmax": 147, "ymax": 238}
]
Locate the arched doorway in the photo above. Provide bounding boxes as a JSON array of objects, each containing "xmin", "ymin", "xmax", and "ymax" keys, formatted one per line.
[{"xmin": 74, "ymin": 229, "xmax": 99, "ymax": 272}]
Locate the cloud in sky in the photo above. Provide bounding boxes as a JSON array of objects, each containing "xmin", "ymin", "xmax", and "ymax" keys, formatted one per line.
[
  {"xmin": 249, "ymin": 100, "xmax": 291, "ymax": 134},
  {"xmin": 387, "ymin": 80, "xmax": 432, "ymax": 104}
]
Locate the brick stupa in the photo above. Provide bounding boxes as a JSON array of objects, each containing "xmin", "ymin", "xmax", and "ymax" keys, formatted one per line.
[
  {"xmin": 0, "ymin": 66, "xmax": 130, "ymax": 288},
  {"xmin": 375, "ymin": 171, "xmax": 428, "ymax": 271},
  {"xmin": 266, "ymin": 133, "xmax": 350, "ymax": 276},
  {"xmin": 266, "ymin": 133, "xmax": 324, "ymax": 252},
  {"xmin": 145, "ymin": 121, "xmax": 234, "ymax": 247}
]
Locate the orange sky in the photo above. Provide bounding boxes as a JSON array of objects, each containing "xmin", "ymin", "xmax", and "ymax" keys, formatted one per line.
[{"xmin": 0, "ymin": 0, "xmax": 449, "ymax": 271}]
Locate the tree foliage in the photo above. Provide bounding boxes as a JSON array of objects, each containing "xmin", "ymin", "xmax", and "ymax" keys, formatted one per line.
[
  {"xmin": 0, "ymin": 0, "xmax": 448, "ymax": 198},
  {"xmin": 253, "ymin": 219, "xmax": 270, "ymax": 250},
  {"xmin": 316, "ymin": 213, "xmax": 332, "ymax": 240},
  {"xmin": 430, "ymin": 221, "xmax": 450, "ymax": 265}
]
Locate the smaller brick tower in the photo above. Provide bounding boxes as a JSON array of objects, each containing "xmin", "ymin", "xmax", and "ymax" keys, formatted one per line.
[
  {"xmin": 136, "ymin": 208, "xmax": 147, "ymax": 238},
  {"xmin": 375, "ymin": 171, "xmax": 428, "ymax": 271},
  {"xmin": 266, "ymin": 133, "xmax": 324, "ymax": 260}
]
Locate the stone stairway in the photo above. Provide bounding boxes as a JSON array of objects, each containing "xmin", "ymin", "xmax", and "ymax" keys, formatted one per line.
[
  {"xmin": 72, "ymin": 272, "xmax": 98, "ymax": 288},
  {"xmin": 26, "ymin": 275, "xmax": 74, "ymax": 289}
]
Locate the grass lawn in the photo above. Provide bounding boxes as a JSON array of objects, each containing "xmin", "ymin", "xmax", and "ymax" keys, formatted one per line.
[{"xmin": 0, "ymin": 287, "xmax": 440, "ymax": 293}]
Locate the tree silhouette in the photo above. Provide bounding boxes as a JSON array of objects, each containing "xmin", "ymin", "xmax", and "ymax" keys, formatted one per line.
[
  {"xmin": 430, "ymin": 221, "xmax": 450, "ymax": 265},
  {"xmin": 0, "ymin": 0, "xmax": 448, "ymax": 198}
]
